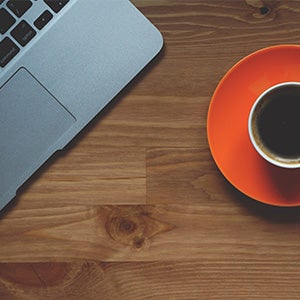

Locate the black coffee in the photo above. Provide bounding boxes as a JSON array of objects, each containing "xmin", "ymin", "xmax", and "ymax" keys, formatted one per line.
[{"xmin": 255, "ymin": 85, "xmax": 300, "ymax": 158}]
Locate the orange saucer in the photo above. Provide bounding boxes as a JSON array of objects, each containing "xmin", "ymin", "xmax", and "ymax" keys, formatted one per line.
[{"xmin": 207, "ymin": 45, "xmax": 300, "ymax": 207}]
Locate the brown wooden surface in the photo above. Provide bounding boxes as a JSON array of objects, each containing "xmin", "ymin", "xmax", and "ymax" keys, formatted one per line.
[{"xmin": 1, "ymin": 0, "xmax": 300, "ymax": 299}]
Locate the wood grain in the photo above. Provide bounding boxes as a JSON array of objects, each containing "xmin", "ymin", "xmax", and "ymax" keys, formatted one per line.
[
  {"xmin": 1, "ymin": 0, "xmax": 300, "ymax": 299},
  {"xmin": 146, "ymin": 147, "xmax": 224, "ymax": 204},
  {"xmin": 1, "ymin": 261, "xmax": 300, "ymax": 300},
  {"xmin": 88, "ymin": 95, "xmax": 207, "ymax": 147},
  {"xmin": 0, "ymin": 204, "xmax": 299, "ymax": 262},
  {"xmin": 16, "ymin": 147, "xmax": 146, "ymax": 208}
]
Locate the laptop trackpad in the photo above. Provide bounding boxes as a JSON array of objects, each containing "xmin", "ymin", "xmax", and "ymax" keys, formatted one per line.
[{"xmin": 0, "ymin": 68, "xmax": 75, "ymax": 199}]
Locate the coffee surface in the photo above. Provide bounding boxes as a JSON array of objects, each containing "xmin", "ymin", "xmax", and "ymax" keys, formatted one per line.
[{"xmin": 255, "ymin": 86, "xmax": 300, "ymax": 158}]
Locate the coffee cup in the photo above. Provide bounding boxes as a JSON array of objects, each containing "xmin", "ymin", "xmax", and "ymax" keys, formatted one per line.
[{"xmin": 248, "ymin": 82, "xmax": 300, "ymax": 168}]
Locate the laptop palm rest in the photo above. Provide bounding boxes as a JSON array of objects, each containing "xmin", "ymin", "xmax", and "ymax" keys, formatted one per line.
[{"xmin": 0, "ymin": 68, "xmax": 75, "ymax": 205}]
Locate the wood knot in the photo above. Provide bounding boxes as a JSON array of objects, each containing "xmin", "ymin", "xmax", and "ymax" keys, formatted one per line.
[
  {"xmin": 117, "ymin": 218, "xmax": 137, "ymax": 234},
  {"xmin": 105, "ymin": 207, "xmax": 175, "ymax": 250},
  {"xmin": 246, "ymin": 0, "xmax": 274, "ymax": 19},
  {"xmin": 133, "ymin": 237, "xmax": 145, "ymax": 249},
  {"xmin": 259, "ymin": 6, "xmax": 269, "ymax": 15}
]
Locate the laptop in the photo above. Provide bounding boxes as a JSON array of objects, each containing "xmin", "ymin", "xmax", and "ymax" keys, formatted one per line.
[{"xmin": 0, "ymin": 0, "xmax": 163, "ymax": 211}]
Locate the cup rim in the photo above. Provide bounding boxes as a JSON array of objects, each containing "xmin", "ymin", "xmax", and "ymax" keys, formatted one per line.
[{"xmin": 248, "ymin": 81, "xmax": 300, "ymax": 169}]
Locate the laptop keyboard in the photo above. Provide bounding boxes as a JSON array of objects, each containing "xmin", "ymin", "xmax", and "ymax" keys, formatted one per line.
[{"xmin": 0, "ymin": 0, "xmax": 69, "ymax": 68}]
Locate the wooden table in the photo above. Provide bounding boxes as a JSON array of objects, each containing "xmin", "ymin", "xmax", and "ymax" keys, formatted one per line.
[{"xmin": 1, "ymin": 1, "xmax": 300, "ymax": 299}]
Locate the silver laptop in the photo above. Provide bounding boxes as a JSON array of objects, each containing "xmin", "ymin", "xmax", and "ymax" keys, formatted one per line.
[{"xmin": 0, "ymin": 0, "xmax": 163, "ymax": 211}]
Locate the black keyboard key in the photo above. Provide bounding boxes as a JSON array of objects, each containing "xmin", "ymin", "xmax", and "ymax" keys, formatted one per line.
[
  {"xmin": 34, "ymin": 10, "xmax": 53, "ymax": 30},
  {"xmin": 0, "ymin": 8, "xmax": 15, "ymax": 34},
  {"xmin": 7, "ymin": 0, "xmax": 32, "ymax": 17},
  {"xmin": 11, "ymin": 20, "xmax": 36, "ymax": 47},
  {"xmin": 44, "ymin": 0, "xmax": 68, "ymax": 13},
  {"xmin": 0, "ymin": 37, "xmax": 19, "ymax": 67}
]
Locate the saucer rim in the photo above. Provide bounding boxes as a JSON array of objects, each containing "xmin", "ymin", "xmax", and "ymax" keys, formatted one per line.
[{"xmin": 207, "ymin": 44, "xmax": 300, "ymax": 207}]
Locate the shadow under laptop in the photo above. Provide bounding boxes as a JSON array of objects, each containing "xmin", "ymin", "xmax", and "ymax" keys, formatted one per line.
[{"xmin": 0, "ymin": 47, "xmax": 165, "ymax": 218}]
